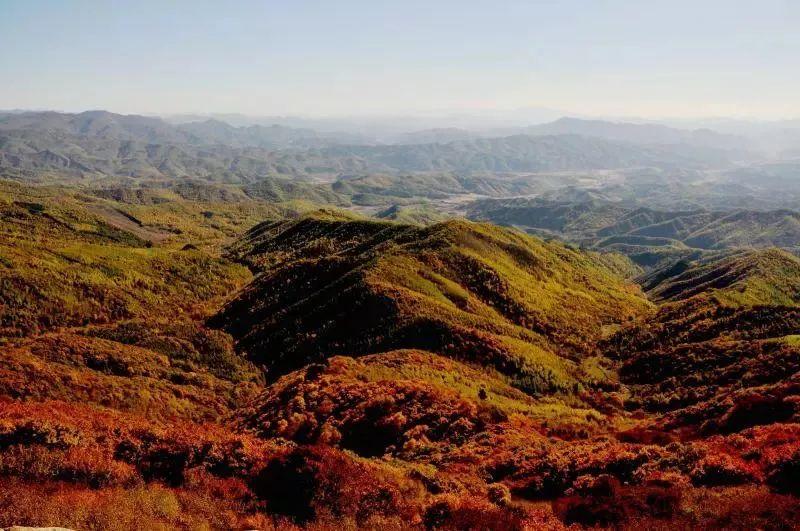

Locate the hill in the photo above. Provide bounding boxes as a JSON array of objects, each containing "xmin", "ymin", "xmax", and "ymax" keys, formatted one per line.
[
  {"xmin": 375, "ymin": 203, "xmax": 451, "ymax": 225},
  {"xmin": 215, "ymin": 220, "xmax": 800, "ymax": 525},
  {"xmin": 607, "ymin": 249, "xmax": 800, "ymax": 435},
  {"xmin": 0, "ymin": 181, "xmax": 261, "ymax": 337},
  {"xmin": 211, "ymin": 213, "xmax": 651, "ymax": 396},
  {"xmin": 0, "ymin": 179, "xmax": 312, "ymax": 250},
  {"xmin": 242, "ymin": 176, "xmax": 348, "ymax": 205},
  {"xmin": 332, "ymin": 173, "xmax": 543, "ymax": 206},
  {"xmin": 467, "ymin": 197, "xmax": 630, "ymax": 240}
]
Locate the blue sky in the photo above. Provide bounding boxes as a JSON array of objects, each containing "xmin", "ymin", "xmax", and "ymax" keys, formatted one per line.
[{"xmin": 1, "ymin": 0, "xmax": 798, "ymax": 118}]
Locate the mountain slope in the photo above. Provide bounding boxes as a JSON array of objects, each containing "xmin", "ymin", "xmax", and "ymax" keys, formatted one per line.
[
  {"xmin": 607, "ymin": 249, "xmax": 800, "ymax": 434},
  {"xmin": 4, "ymin": 180, "xmax": 800, "ymax": 528},
  {"xmin": 375, "ymin": 203, "xmax": 451, "ymax": 225}
]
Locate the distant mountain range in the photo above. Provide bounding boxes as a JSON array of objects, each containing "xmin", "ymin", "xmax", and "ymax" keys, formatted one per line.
[
  {"xmin": 318, "ymin": 134, "xmax": 733, "ymax": 173},
  {"xmin": 0, "ymin": 110, "xmax": 361, "ymax": 149},
  {"xmin": 515, "ymin": 117, "xmax": 750, "ymax": 152},
  {"xmin": 0, "ymin": 111, "xmax": 760, "ymax": 183}
]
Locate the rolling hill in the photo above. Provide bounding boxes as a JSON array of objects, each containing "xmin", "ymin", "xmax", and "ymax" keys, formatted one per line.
[
  {"xmin": 468, "ymin": 197, "xmax": 800, "ymax": 266},
  {"xmin": 211, "ymin": 212, "xmax": 800, "ymax": 528},
  {"xmin": 0, "ymin": 181, "xmax": 260, "ymax": 337},
  {"xmin": 332, "ymin": 173, "xmax": 543, "ymax": 205},
  {"xmin": 210, "ymin": 213, "xmax": 651, "ymax": 395},
  {"xmin": 319, "ymin": 134, "xmax": 731, "ymax": 173}
]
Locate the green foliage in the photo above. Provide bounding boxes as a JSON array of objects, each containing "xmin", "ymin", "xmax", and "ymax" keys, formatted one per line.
[
  {"xmin": 243, "ymin": 177, "xmax": 348, "ymax": 206},
  {"xmin": 0, "ymin": 180, "xmax": 280, "ymax": 337},
  {"xmin": 0, "ymin": 239, "xmax": 249, "ymax": 336}
]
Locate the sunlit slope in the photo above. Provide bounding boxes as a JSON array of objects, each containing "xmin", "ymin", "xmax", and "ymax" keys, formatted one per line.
[
  {"xmin": 0, "ymin": 326, "xmax": 261, "ymax": 422},
  {"xmin": 0, "ymin": 195, "xmax": 250, "ymax": 336}
]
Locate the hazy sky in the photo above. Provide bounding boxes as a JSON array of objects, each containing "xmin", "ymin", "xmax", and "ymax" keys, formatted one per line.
[{"xmin": 1, "ymin": 0, "xmax": 798, "ymax": 119}]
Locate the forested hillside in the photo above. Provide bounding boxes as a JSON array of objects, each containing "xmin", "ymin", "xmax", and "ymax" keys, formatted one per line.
[{"xmin": 2, "ymin": 177, "xmax": 800, "ymax": 529}]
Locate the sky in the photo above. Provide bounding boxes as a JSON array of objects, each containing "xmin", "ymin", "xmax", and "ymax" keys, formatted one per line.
[{"xmin": 0, "ymin": 0, "xmax": 798, "ymax": 119}]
